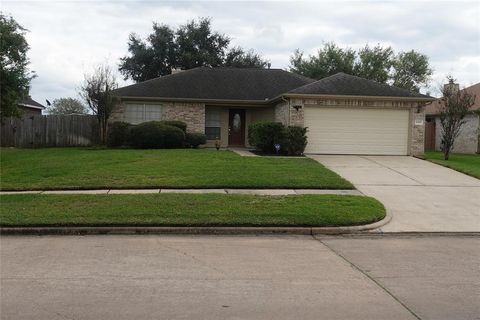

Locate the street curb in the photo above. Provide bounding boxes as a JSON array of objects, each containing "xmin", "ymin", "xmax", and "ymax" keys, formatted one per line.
[{"xmin": 0, "ymin": 211, "xmax": 392, "ymax": 236}]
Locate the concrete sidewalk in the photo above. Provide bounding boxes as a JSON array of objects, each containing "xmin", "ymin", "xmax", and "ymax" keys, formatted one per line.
[{"xmin": 0, "ymin": 188, "xmax": 362, "ymax": 196}]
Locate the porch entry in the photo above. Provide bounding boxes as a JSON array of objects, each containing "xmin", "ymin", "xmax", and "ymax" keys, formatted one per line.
[{"xmin": 228, "ymin": 109, "xmax": 246, "ymax": 146}]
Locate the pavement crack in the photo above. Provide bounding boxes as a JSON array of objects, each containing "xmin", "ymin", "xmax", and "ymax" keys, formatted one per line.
[{"xmin": 312, "ymin": 235, "xmax": 422, "ymax": 320}]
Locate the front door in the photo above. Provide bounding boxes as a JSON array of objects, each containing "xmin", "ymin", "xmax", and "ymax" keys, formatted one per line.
[{"xmin": 228, "ymin": 109, "xmax": 246, "ymax": 146}]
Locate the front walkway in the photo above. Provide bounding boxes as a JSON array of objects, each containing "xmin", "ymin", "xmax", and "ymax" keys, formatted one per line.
[
  {"xmin": 0, "ymin": 188, "xmax": 361, "ymax": 196},
  {"xmin": 309, "ymin": 155, "xmax": 480, "ymax": 232}
]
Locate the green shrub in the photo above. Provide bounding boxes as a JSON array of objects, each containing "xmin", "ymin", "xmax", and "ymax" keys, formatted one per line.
[
  {"xmin": 107, "ymin": 121, "xmax": 130, "ymax": 147},
  {"xmin": 285, "ymin": 126, "xmax": 308, "ymax": 156},
  {"xmin": 248, "ymin": 122, "xmax": 286, "ymax": 153},
  {"xmin": 160, "ymin": 120, "xmax": 187, "ymax": 133},
  {"xmin": 186, "ymin": 132, "xmax": 207, "ymax": 148},
  {"xmin": 130, "ymin": 121, "xmax": 185, "ymax": 149}
]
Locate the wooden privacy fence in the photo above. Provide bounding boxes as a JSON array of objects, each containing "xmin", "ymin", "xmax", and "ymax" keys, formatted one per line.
[{"xmin": 1, "ymin": 115, "xmax": 100, "ymax": 147}]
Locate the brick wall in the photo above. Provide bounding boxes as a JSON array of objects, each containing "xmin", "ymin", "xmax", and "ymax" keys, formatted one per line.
[
  {"xmin": 110, "ymin": 101, "xmax": 205, "ymax": 133},
  {"xmin": 409, "ymin": 107, "xmax": 425, "ymax": 157},
  {"xmin": 434, "ymin": 113, "xmax": 480, "ymax": 154},
  {"xmin": 163, "ymin": 102, "xmax": 205, "ymax": 133}
]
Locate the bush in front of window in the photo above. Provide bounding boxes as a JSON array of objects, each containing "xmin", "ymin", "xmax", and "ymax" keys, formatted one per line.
[
  {"xmin": 130, "ymin": 121, "xmax": 185, "ymax": 149},
  {"xmin": 107, "ymin": 121, "xmax": 131, "ymax": 147},
  {"xmin": 248, "ymin": 122, "xmax": 286, "ymax": 154},
  {"xmin": 185, "ymin": 132, "xmax": 207, "ymax": 148},
  {"xmin": 285, "ymin": 126, "xmax": 308, "ymax": 156},
  {"xmin": 160, "ymin": 120, "xmax": 187, "ymax": 133}
]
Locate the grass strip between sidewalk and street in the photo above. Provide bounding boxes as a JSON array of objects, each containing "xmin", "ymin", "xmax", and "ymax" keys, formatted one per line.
[
  {"xmin": 0, "ymin": 194, "xmax": 385, "ymax": 227},
  {"xmin": 425, "ymin": 152, "xmax": 480, "ymax": 179}
]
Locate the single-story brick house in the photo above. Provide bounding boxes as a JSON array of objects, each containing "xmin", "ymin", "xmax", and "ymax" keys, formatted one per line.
[
  {"xmin": 18, "ymin": 96, "xmax": 45, "ymax": 115},
  {"xmin": 425, "ymin": 82, "xmax": 480, "ymax": 154},
  {"xmin": 112, "ymin": 67, "xmax": 435, "ymax": 156}
]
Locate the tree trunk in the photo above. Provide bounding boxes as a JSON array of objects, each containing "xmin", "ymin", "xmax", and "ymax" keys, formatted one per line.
[{"xmin": 444, "ymin": 149, "xmax": 450, "ymax": 160}]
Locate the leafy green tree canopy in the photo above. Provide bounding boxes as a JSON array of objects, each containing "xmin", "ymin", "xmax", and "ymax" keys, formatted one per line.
[
  {"xmin": 289, "ymin": 42, "xmax": 432, "ymax": 92},
  {"xmin": 46, "ymin": 97, "xmax": 89, "ymax": 115},
  {"xmin": 0, "ymin": 13, "xmax": 35, "ymax": 117},
  {"xmin": 119, "ymin": 17, "xmax": 269, "ymax": 82}
]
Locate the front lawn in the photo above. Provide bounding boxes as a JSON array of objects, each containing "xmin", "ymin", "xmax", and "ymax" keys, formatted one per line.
[
  {"xmin": 425, "ymin": 152, "xmax": 480, "ymax": 179},
  {"xmin": 0, "ymin": 148, "xmax": 352, "ymax": 190},
  {"xmin": 0, "ymin": 194, "xmax": 385, "ymax": 227}
]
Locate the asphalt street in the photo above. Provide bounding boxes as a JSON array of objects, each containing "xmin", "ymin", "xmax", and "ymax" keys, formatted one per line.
[{"xmin": 1, "ymin": 235, "xmax": 479, "ymax": 320}]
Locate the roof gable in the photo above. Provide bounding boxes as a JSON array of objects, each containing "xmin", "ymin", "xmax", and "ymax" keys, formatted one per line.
[
  {"xmin": 114, "ymin": 67, "xmax": 315, "ymax": 102},
  {"xmin": 288, "ymin": 72, "xmax": 433, "ymax": 99},
  {"xmin": 19, "ymin": 96, "xmax": 45, "ymax": 109}
]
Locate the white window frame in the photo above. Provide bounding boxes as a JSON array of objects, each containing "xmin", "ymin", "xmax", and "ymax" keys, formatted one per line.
[
  {"xmin": 205, "ymin": 109, "xmax": 221, "ymax": 140},
  {"xmin": 124, "ymin": 103, "xmax": 163, "ymax": 124}
]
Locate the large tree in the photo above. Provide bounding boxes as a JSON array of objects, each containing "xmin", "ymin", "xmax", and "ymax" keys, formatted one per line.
[
  {"xmin": 289, "ymin": 43, "xmax": 433, "ymax": 92},
  {"xmin": 391, "ymin": 50, "xmax": 432, "ymax": 92},
  {"xmin": 0, "ymin": 14, "xmax": 35, "ymax": 117},
  {"xmin": 289, "ymin": 43, "xmax": 355, "ymax": 79},
  {"xmin": 224, "ymin": 47, "xmax": 269, "ymax": 68},
  {"xmin": 354, "ymin": 45, "xmax": 393, "ymax": 83},
  {"xmin": 119, "ymin": 24, "xmax": 176, "ymax": 82},
  {"xmin": 119, "ymin": 17, "xmax": 268, "ymax": 82},
  {"xmin": 46, "ymin": 97, "xmax": 88, "ymax": 115},
  {"xmin": 438, "ymin": 78, "xmax": 476, "ymax": 160},
  {"xmin": 79, "ymin": 64, "xmax": 118, "ymax": 143}
]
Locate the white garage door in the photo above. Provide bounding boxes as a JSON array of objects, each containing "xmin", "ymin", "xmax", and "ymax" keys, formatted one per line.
[{"xmin": 304, "ymin": 106, "xmax": 409, "ymax": 155}]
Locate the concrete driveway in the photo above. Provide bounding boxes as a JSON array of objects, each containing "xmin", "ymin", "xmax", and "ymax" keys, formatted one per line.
[{"xmin": 309, "ymin": 155, "xmax": 480, "ymax": 232}]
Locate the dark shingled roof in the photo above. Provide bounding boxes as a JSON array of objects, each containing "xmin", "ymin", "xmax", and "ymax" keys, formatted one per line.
[
  {"xmin": 19, "ymin": 96, "xmax": 45, "ymax": 108},
  {"xmin": 288, "ymin": 73, "xmax": 433, "ymax": 99},
  {"xmin": 114, "ymin": 67, "xmax": 315, "ymax": 101}
]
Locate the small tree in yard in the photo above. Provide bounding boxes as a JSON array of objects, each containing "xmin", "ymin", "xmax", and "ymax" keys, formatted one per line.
[
  {"xmin": 439, "ymin": 77, "xmax": 476, "ymax": 160},
  {"xmin": 79, "ymin": 64, "xmax": 118, "ymax": 143}
]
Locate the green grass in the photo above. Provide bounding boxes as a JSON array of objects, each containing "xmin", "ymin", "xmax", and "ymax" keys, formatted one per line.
[
  {"xmin": 0, "ymin": 148, "xmax": 352, "ymax": 190},
  {"xmin": 0, "ymin": 194, "xmax": 384, "ymax": 227},
  {"xmin": 425, "ymin": 152, "xmax": 480, "ymax": 179}
]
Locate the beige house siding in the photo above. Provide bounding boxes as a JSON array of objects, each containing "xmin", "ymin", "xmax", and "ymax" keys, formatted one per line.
[
  {"xmin": 245, "ymin": 107, "xmax": 275, "ymax": 147},
  {"xmin": 204, "ymin": 106, "xmax": 275, "ymax": 148}
]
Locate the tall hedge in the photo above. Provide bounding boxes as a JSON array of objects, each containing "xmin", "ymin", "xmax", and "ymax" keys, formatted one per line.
[
  {"xmin": 285, "ymin": 126, "xmax": 308, "ymax": 156},
  {"xmin": 248, "ymin": 122, "xmax": 308, "ymax": 155},
  {"xmin": 248, "ymin": 122, "xmax": 286, "ymax": 153}
]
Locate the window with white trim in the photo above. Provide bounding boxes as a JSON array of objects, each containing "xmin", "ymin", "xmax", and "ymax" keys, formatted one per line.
[
  {"xmin": 205, "ymin": 109, "xmax": 221, "ymax": 140},
  {"xmin": 124, "ymin": 103, "xmax": 162, "ymax": 124}
]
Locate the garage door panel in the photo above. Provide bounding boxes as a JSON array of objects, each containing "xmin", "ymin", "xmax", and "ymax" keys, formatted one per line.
[{"xmin": 305, "ymin": 107, "xmax": 409, "ymax": 155}]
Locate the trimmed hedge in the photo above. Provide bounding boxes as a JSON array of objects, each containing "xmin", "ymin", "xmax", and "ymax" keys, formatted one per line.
[
  {"xmin": 160, "ymin": 120, "xmax": 187, "ymax": 133},
  {"xmin": 130, "ymin": 121, "xmax": 185, "ymax": 149},
  {"xmin": 186, "ymin": 132, "xmax": 207, "ymax": 148},
  {"xmin": 248, "ymin": 122, "xmax": 286, "ymax": 154},
  {"xmin": 248, "ymin": 122, "xmax": 308, "ymax": 156},
  {"xmin": 107, "ymin": 122, "xmax": 130, "ymax": 147}
]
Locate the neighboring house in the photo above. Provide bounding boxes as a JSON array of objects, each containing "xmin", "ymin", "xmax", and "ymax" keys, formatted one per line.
[
  {"xmin": 18, "ymin": 96, "xmax": 45, "ymax": 115},
  {"xmin": 112, "ymin": 67, "xmax": 434, "ymax": 156},
  {"xmin": 425, "ymin": 82, "xmax": 480, "ymax": 154}
]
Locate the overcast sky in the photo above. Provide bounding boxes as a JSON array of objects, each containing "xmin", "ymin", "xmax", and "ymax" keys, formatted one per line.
[{"xmin": 3, "ymin": 0, "xmax": 480, "ymax": 104}]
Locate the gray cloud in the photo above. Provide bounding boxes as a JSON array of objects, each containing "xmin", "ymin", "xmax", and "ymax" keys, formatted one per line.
[{"xmin": 3, "ymin": 0, "xmax": 479, "ymax": 103}]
